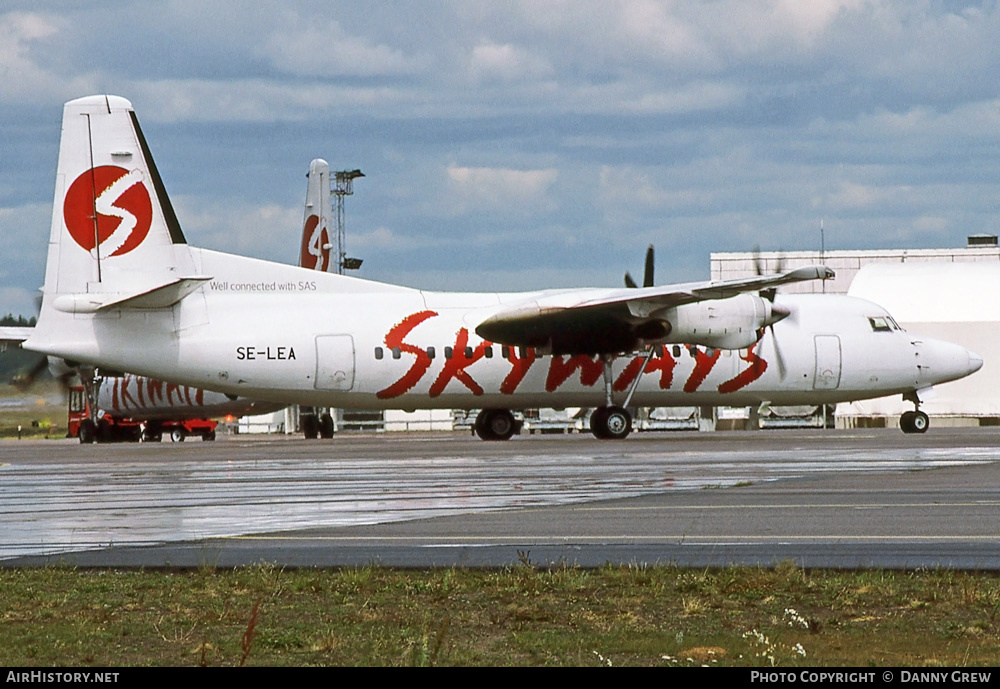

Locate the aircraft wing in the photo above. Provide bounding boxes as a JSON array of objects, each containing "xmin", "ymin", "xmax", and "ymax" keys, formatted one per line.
[{"xmin": 475, "ymin": 265, "xmax": 833, "ymax": 354}]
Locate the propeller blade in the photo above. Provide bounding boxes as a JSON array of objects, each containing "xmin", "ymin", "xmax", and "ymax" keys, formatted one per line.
[
  {"xmin": 751, "ymin": 247, "xmax": 791, "ymax": 376},
  {"xmin": 625, "ymin": 245, "xmax": 656, "ymax": 289},
  {"xmin": 770, "ymin": 324, "xmax": 787, "ymax": 380},
  {"xmin": 11, "ymin": 355, "xmax": 49, "ymax": 391}
]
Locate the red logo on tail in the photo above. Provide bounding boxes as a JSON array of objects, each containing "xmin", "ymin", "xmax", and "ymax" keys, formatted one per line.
[
  {"xmin": 300, "ymin": 214, "xmax": 330, "ymax": 270},
  {"xmin": 64, "ymin": 166, "xmax": 152, "ymax": 257}
]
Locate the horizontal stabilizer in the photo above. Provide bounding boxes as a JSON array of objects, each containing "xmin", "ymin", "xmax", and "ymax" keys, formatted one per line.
[
  {"xmin": 51, "ymin": 277, "xmax": 212, "ymax": 313},
  {"xmin": 0, "ymin": 326, "xmax": 33, "ymax": 344}
]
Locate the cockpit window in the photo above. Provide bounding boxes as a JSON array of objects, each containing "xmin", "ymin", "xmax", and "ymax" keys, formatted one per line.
[{"xmin": 868, "ymin": 316, "xmax": 893, "ymax": 332}]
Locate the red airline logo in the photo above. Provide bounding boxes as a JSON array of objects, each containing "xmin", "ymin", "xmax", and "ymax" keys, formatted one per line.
[
  {"xmin": 300, "ymin": 214, "xmax": 331, "ymax": 270},
  {"xmin": 376, "ymin": 311, "xmax": 768, "ymax": 399},
  {"xmin": 64, "ymin": 166, "xmax": 152, "ymax": 257}
]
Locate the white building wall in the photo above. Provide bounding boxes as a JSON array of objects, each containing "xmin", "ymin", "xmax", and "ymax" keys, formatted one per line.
[
  {"xmin": 841, "ymin": 262, "xmax": 1000, "ymax": 420},
  {"xmin": 384, "ymin": 409, "xmax": 453, "ymax": 432},
  {"xmin": 711, "ymin": 244, "xmax": 1000, "ymax": 423}
]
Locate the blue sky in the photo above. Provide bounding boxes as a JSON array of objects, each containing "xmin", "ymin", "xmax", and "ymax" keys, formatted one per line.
[{"xmin": 3, "ymin": 1, "xmax": 1000, "ymax": 317}]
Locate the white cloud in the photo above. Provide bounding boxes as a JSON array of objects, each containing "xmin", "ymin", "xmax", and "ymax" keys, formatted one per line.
[
  {"xmin": 0, "ymin": 11, "xmax": 97, "ymax": 103},
  {"xmin": 172, "ymin": 197, "xmax": 302, "ymax": 261},
  {"xmin": 468, "ymin": 42, "xmax": 553, "ymax": 83},
  {"xmin": 719, "ymin": 0, "xmax": 867, "ymax": 53},
  {"xmin": 124, "ymin": 78, "xmax": 422, "ymax": 123},
  {"xmin": 445, "ymin": 165, "xmax": 558, "ymax": 214},
  {"xmin": 263, "ymin": 19, "xmax": 422, "ymax": 77},
  {"xmin": 349, "ymin": 226, "xmax": 434, "ymax": 252},
  {"xmin": 618, "ymin": 80, "xmax": 746, "ymax": 115},
  {"xmin": 820, "ymin": 181, "xmax": 889, "ymax": 210},
  {"xmin": 912, "ymin": 215, "xmax": 950, "ymax": 233}
]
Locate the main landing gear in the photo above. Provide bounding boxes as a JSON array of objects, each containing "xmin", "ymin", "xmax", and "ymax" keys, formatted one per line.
[
  {"xmin": 474, "ymin": 409, "xmax": 518, "ymax": 441},
  {"xmin": 900, "ymin": 409, "xmax": 929, "ymax": 434},
  {"xmin": 590, "ymin": 406, "xmax": 632, "ymax": 440},
  {"xmin": 586, "ymin": 350, "xmax": 653, "ymax": 440},
  {"xmin": 473, "ymin": 351, "xmax": 647, "ymax": 442}
]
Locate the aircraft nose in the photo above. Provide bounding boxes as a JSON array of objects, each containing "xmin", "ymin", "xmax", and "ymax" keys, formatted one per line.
[{"xmin": 921, "ymin": 339, "xmax": 983, "ymax": 384}]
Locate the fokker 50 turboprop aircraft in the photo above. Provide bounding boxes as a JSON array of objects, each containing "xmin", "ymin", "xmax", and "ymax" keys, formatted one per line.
[{"xmin": 22, "ymin": 96, "xmax": 983, "ymax": 440}]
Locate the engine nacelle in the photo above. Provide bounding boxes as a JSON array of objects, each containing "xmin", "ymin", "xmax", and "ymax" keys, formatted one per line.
[{"xmin": 651, "ymin": 294, "xmax": 786, "ymax": 350}]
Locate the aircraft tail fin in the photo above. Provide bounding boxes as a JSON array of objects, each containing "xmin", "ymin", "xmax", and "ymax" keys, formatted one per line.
[
  {"xmin": 40, "ymin": 95, "xmax": 202, "ymax": 307},
  {"xmin": 299, "ymin": 158, "xmax": 332, "ymax": 271}
]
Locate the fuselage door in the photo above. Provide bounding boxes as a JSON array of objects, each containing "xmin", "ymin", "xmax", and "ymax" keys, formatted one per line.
[
  {"xmin": 315, "ymin": 335, "xmax": 355, "ymax": 391},
  {"xmin": 813, "ymin": 334, "xmax": 842, "ymax": 390}
]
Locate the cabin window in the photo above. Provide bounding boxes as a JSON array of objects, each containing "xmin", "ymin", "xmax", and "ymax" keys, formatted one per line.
[
  {"xmin": 518, "ymin": 346, "xmax": 528, "ymax": 359},
  {"xmin": 392, "ymin": 347, "xmax": 402, "ymax": 359},
  {"xmin": 484, "ymin": 346, "xmax": 493, "ymax": 358},
  {"xmin": 464, "ymin": 346, "xmax": 473, "ymax": 358},
  {"xmin": 502, "ymin": 345, "xmax": 510, "ymax": 359},
  {"xmin": 445, "ymin": 346, "xmax": 453, "ymax": 359},
  {"xmin": 374, "ymin": 347, "xmax": 384, "ymax": 360},
  {"xmin": 426, "ymin": 346, "xmax": 435, "ymax": 359},
  {"xmin": 672, "ymin": 345, "xmax": 681, "ymax": 358},
  {"xmin": 868, "ymin": 317, "xmax": 892, "ymax": 332}
]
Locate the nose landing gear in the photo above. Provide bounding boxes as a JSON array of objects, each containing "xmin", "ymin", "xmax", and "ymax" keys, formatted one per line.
[
  {"xmin": 590, "ymin": 406, "xmax": 632, "ymax": 440},
  {"xmin": 586, "ymin": 352, "xmax": 647, "ymax": 440},
  {"xmin": 900, "ymin": 409, "xmax": 929, "ymax": 434}
]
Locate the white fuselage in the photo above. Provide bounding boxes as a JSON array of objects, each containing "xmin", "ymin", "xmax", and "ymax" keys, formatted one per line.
[{"xmin": 28, "ymin": 248, "xmax": 980, "ymax": 412}]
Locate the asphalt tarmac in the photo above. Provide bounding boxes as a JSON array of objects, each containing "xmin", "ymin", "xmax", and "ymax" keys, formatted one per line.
[{"xmin": 2, "ymin": 427, "xmax": 999, "ymax": 569}]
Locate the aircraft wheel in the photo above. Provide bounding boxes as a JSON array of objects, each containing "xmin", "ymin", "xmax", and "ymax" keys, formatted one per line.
[
  {"xmin": 589, "ymin": 407, "xmax": 609, "ymax": 439},
  {"xmin": 302, "ymin": 415, "xmax": 318, "ymax": 439},
  {"xmin": 319, "ymin": 413, "xmax": 335, "ymax": 439},
  {"xmin": 899, "ymin": 411, "xmax": 914, "ymax": 433},
  {"xmin": 591, "ymin": 406, "xmax": 632, "ymax": 440},
  {"xmin": 170, "ymin": 428, "xmax": 186, "ymax": 442},
  {"xmin": 475, "ymin": 409, "xmax": 516, "ymax": 441},
  {"xmin": 96, "ymin": 418, "xmax": 113, "ymax": 443},
  {"xmin": 203, "ymin": 430, "xmax": 216, "ymax": 441},
  {"xmin": 79, "ymin": 419, "xmax": 97, "ymax": 444},
  {"xmin": 911, "ymin": 411, "xmax": 929, "ymax": 433}
]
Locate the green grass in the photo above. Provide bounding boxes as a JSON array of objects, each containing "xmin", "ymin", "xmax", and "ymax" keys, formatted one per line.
[
  {"xmin": 0, "ymin": 382, "xmax": 67, "ymax": 439},
  {"xmin": 2, "ymin": 563, "xmax": 1000, "ymax": 666}
]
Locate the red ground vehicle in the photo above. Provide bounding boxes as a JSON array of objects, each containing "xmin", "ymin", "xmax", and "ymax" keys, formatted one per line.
[{"xmin": 68, "ymin": 385, "xmax": 218, "ymax": 443}]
